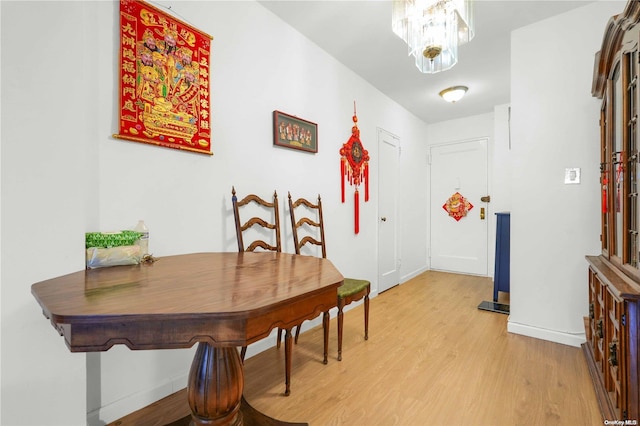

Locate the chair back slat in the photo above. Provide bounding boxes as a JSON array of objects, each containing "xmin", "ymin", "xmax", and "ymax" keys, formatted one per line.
[
  {"xmin": 296, "ymin": 217, "xmax": 321, "ymax": 228},
  {"xmin": 241, "ymin": 217, "xmax": 277, "ymax": 232},
  {"xmin": 236, "ymin": 193, "xmax": 277, "ymax": 209},
  {"xmin": 298, "ymin": 235, "xmax": 323, "ymax": 249},
  {"xmin": 246, "ymin": 240, "xmax": 279, "ymax": 252}
]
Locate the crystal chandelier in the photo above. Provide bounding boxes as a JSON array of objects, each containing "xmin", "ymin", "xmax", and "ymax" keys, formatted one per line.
[{"xmin": 392, "ymin": 0, "xmax": 474, "ymax": 74}]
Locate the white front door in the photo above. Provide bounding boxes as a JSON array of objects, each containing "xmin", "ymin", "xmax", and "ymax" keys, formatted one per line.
[
  {"xmin": 378, "ymin": 128, "xmax": 400, "ymax": 293},
  {"xmin": 430, "ymin": 138, "xmax": 489, "ymax": 275}
]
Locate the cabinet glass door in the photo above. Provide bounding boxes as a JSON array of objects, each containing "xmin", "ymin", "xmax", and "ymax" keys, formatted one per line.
[
  {"xmin": 602, "ymin": 100, "xmax": 609, "ymax": 254},
  {"xmin": 613, "ymin": 63, "xmax": 624, "ymax": 260},
  {"xmin": 626, "ymin": 51, "xmax": 639, "ymax": 267}
]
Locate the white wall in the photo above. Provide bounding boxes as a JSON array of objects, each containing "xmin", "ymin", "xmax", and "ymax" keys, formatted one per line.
[
  {"xmin": 508, "ymin": 1, "xmax": 625, "ymax": 346},
  {"xmin": 492, "ymin": 103, "xmax": 513, "ymax": 217},
  {"xmin": 1, "ymin": 2, "xmax": 4, "ymax": 422},
  {"xmin": 1, "ymin": 2, "xmax": 97, "ymax": 425},
  {"xmin": 1, "ymin": 1, "xmax": 430, "ymax": 424}
]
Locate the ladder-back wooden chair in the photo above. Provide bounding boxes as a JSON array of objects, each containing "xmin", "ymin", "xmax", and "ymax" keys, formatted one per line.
[
  {"xmin": 288, "ymin": 192, "xmax": 370, "ymax": 362},
  {"xmin": 231, "ymin": 186, "xmax": 293, "ymax": 396},
  {"xmin": 232, "ymin": 186, "xmax": 282, "ymax": 253}
]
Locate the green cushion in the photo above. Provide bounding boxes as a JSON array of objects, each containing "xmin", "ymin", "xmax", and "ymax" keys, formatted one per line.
[{"xmin": 338, "ymin": 278, "xmax": 370, "ymax": 298}]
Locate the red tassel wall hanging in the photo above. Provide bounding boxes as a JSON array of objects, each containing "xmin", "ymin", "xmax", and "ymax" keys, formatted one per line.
[
  {"xmin": 340, "ymin": 102, "xmax": 369, "ymax": 234},
  {"xmin": 354, "ymin": 189, "xmax": 360, "ymax": 234}
]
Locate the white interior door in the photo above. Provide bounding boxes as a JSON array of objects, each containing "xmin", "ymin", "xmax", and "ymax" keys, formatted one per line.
[
  {"xmin": 378, "ymin": 128, "xmax": 400, "ymax": 293},
  {"xmin": 430, "ymin": 138, "xmax": 489, "ymax": 275}
]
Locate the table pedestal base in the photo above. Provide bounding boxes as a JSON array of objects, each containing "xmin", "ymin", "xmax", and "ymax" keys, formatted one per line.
[
  {"xmin": 186, "ymin": 343, "xmax": 307, "ymax": 426},
  {"xmin": 170, "ymin": 397, "xmax": 307, "ymax": 426}
]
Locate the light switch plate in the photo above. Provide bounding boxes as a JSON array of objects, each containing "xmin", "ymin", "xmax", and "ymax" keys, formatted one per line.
[{"xmin": 565, "ymin": 168, "xmax": 581, "ymax": 184}]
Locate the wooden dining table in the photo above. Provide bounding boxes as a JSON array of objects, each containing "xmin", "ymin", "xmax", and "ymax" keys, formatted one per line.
[{"xmin": 31, "ymin": 251, "xmax": 344, "ymax": 425}]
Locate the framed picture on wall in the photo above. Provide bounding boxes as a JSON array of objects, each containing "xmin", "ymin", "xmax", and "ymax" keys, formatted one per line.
[{"xmin": 273, "ymin": 110, "xmax": 318, "ymax": 153}]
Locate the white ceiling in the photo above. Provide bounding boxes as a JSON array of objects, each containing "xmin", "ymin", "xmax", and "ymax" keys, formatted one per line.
[{"xmin": 258, "ymin": 0, "xmax": 597, "ymax": 124}]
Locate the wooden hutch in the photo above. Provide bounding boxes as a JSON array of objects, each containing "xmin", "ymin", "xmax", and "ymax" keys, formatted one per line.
[{"xmin": 586, "ymin": 1, "xmax": 640, "ymax": 421}]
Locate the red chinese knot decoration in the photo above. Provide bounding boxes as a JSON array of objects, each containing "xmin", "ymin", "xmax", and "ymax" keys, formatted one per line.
[
  {"xmin": 443, "ymin": 192, "xmax": 473, "ymax": 222},
  {"xmin": 340, "ymin": 103, "xmax": 369, "ymax": 234}
]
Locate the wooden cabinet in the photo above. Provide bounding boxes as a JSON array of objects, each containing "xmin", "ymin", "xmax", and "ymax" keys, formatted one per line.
[
  {"xmin": 586, "ymin": 1, "xmax": 640, "ymax": 421},
  {"xmin": 585, "ymin": 256, "xmax": 640, "ymax": 420}
]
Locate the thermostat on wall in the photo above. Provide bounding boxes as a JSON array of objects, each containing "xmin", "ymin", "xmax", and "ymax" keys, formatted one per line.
[{"xmin": 564, "ymin": 168, "xmax": 581, "ymax": 184}]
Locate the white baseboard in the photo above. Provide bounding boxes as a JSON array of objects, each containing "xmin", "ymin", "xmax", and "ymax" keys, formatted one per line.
[
  {"xmin": 507, "ymin": 320, "xmax": 586, "ymax": 348},
  {"xmin": 401, "ymin": 266, "xmax": 429, "ymax": 284},
  {"xmin": 87, "ymin": 374, "xmax": 188, "ymax": 425}
]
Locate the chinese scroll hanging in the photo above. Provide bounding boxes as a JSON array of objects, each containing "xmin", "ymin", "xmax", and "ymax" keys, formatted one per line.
[
  {"xmin": 114, "ymin": 0, "xmax": 213, "ymax": 155},
  {"xmin": 340, "ymin": 103, "xmax": 369, "ymax": 234}
]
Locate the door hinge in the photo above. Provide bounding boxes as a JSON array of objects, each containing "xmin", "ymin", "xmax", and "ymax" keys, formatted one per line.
[{"xmin": 622, "ymin": 313, "xmax": 626, "ymax": 326}]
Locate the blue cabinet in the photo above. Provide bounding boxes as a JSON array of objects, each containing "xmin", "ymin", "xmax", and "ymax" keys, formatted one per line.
[{"xmin": 493, "ymin": 212, "xmax": 510, "ymax": 302}]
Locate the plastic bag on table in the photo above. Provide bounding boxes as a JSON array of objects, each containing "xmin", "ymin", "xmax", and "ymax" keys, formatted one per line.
[{"xmin": 86, "ymin": 245, "xmax": 142, "ymax": 269}]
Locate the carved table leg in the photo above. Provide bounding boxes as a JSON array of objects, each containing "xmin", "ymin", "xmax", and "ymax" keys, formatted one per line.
[{"xmin": 188, "ymin": 343, "xmax": 244, "ymax": 426}]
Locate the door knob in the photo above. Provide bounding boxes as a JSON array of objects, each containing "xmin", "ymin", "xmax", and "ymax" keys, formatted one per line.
[{"xmin": 381, "ymin": 217, "xmax": 387, "ymax": 222}]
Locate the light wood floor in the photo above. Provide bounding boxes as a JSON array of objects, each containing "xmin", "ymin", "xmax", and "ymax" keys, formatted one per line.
[{"xmin": 110, "ymin": 271, "xmax": 602, "ymax": 426}]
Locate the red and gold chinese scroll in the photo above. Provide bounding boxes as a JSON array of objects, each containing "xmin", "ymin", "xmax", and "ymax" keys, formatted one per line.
[
  {"xmin": 114, "ymin": 0, "xmax": 213, "ymax": 155},
  {"xmin": 340, "ymin": 103, "xmax": 369, "ymax": 234}
]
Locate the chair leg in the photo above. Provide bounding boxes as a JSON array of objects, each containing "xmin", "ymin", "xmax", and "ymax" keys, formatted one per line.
[
  {"xmin": 240, "ymin": 346, "xmax": 247, "ymax": 363},
  {"xmin": 322, "ymin": 311, "xmax": 329, "ymax": 364},
  {"xmin": 284, "ymin": 328, "xmax": 292, "ymax": 396},
  {"xmin": 337, "ymin": 298, "xmax": 345, "ymax": 361},
  {"xmin": 364, "ymin": 294, "xmax": 370, "ymax": 340},
  {"xmin": 294, "ymin": 324, "xmax": 302, "ymax": 344},
  {"xmin": 277, "ymin": 328, "xmax": 283, "ymax": 349}
]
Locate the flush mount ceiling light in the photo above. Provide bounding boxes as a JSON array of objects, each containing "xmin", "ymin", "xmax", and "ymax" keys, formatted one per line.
[
  {"xmin": 392, "ymin": 0, "xmax": 474, "ymax": 74},
  {"xmin": 439, "ymin": 85, "xmax": 468, "ymax": 103}
]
